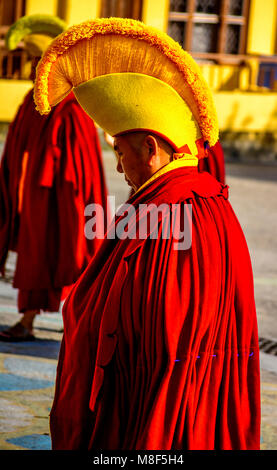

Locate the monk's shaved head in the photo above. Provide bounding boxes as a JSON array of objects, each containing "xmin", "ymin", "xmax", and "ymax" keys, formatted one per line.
[{"xmin": 122, "ymin": 131, "xmax": 174, "ymax": 160}]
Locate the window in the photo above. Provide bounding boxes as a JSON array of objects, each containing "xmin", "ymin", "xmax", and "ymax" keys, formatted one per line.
[
  {"xmin": 167, "ymin": 0, "xmax": 250, "ymax": 59},
  {"xmin": 100, "ymin": 0, "xmax": 142, "ymax": 20},
  {"xmin": 0, "ymin": 0, "xmax": 27, "ymax": 79}
]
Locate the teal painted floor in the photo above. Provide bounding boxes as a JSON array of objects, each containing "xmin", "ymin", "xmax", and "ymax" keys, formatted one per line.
[{"xmin": 0, "ymin": 309, "xmax": 62, "ymax": 450}]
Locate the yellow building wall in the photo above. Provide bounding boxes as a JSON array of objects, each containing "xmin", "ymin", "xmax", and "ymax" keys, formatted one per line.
[
  {"xmin": 247, "ymin": 0, "xmax": 277, "ymax": 55},
  {"xmin": 142, "ymin": 0, "xmax": 169, "ymax": 32},
  {"xmin": 1, "ymin": 0, "xmax": 277, "ymax": 127},
  {"xmin": 25, "ymin": 0, "xmax": 101, "ymax": 24},
  {"xmin": 0, "ymin": 80, "xmax": 33, "ymax": 122},
  {"xmin": 62, "ymin": 0, "xmax": 101, "ymax": 26},
  {"xmin": 201, "ymin": 64, "xmax": 244, "ymax": 91},
  {"xmin": 214, "ymin": 91, "xmax": 277, "ymax": 133},
  {"xmin": 25, "ymin": 0, "xmax": 59, "ymax": 16}
]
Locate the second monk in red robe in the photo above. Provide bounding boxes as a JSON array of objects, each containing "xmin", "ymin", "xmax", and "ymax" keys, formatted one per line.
[{"xmin": 0, "ymin": 15, "xmax": 109, "ymax": 340}]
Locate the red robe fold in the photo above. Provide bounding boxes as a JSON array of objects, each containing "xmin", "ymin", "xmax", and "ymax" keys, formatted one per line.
[
  {"xmin": 50, "ymin": 167, "xmax": 260, "ymax": 450},
  {"xmin": 198, "ymin": 141, "xmax": 226, "ymax": 185},
  {"xmin": 0, "ymin": 89, "xmax": 109, "ymax": 311}
]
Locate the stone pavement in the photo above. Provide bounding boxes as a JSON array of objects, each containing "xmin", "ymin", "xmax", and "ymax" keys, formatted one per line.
[
  {"xmin": 0, "ymin": 309, "xmax": 276, "ymax": 451},
  {"xmin": 0, "ymin": 147, "xmax": 276, "ymax": 450},
  {"xmin": 0, "ymin": 296, "xmax": 62, "ymax": 450}
]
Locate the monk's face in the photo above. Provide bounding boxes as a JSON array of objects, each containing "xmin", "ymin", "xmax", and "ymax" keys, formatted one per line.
[{"xmin": 113, "ymin": 135, "xmax": 150, "ymax": 191}]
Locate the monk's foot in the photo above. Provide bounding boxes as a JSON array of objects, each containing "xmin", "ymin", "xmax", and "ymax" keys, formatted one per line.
[{"xmin": 0, "ymin": 322, "xmax": 35, "ymax": 342}]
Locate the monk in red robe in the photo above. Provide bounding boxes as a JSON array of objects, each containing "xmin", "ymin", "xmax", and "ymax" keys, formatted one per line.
[
  {"xmin": 0, "ymin": 15, "xmax": 109, "ymax": 340},
  {"xmin": 48, "ymin": 131, "xmax": 260, "ymax": 450},
  {"xmin": 34, "ymin": 18, "xmax": 260, "ymax": 450}
]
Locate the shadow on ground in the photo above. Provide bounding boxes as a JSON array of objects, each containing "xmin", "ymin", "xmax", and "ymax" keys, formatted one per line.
[{"xmin": 0, "ymin": 325, "xmax": 61, "ymax": 360}]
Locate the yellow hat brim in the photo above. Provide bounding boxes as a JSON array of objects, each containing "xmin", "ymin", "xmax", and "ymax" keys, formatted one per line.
[
  {"xmin": 23, "ymin": 34, "xmax": 53, "ymax": 56},
  {"xmin": 74, "ymin": 73, "xmax": 201, "ymax": 154}
]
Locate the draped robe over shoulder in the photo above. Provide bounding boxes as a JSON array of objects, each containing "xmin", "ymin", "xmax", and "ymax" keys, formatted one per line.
[
  {"xmin": 198, "ymin": 141, "xmax": 225, "ymax": 185},
  {"xmin": 50, "ymin": 166, "xmax": 260, "ymax": 450},
  {"xmin": 0, "ymin": 89, "xmax": 109, "ymax": 310}
]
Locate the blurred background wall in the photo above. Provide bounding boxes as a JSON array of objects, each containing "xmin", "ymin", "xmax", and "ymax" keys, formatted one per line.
[{"xmin": 0, "ymin": 0, "xmax": 277, "ymax": 161}]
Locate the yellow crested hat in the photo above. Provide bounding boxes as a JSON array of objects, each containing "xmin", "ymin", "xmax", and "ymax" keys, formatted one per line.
[
  {"xmin": 34, "ymin": 17, "xmax": 218, "ymax": 157},
  {"xmin": 5, "ymin": 14, "xmax": 67, "ymax": 57}
]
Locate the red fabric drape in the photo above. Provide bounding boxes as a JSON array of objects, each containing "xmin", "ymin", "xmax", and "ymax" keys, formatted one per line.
[
  {"xmin": 198, "ymin": 141, "xmax": 226, "ymax": 185},
  {"xmin": 50, "ymin": 167, "xmax": 260, "ymax": 450},
  {"xmin": 0, "ymin": 89, "xmax": 109, "ymax": 310}
]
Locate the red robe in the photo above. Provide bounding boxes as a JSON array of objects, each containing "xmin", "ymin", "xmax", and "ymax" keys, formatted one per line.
[
  {"xmin": 198, "ymin": 141, "xmax": 225, "ymax": 185},
  {"xmin": 0, "ymin": 89, "xmax": 109, "ymax": 311},
  {"xmin": 50, "ymin": 166, "xmax": 260, "ymax": 450}
]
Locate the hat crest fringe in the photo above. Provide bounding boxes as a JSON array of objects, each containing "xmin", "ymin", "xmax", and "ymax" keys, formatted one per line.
[
  {"xmin": 34, "ymin": 17, "xmax": 218, "ymax": 146},
  {"xmin": 5, "ymin": 14, "xmax": 67, "ymax": 51}
]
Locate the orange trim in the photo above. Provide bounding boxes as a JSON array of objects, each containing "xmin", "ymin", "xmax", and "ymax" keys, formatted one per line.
[
  {"xmin": 178, "ymin": 143, "xmax": 192, "ymax": 154},
  {"xmin": 18, "ymin": 151, "xmax": 29, "ymax": 213},
  {"xmin": 195, "ymin": 137, "xmax": 206, "ymax": 160}
]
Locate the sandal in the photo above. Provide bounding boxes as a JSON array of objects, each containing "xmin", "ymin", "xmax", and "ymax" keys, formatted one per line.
[{"xmin": 0, "ymin": 322, "xmax": 35, "ymax": 342}]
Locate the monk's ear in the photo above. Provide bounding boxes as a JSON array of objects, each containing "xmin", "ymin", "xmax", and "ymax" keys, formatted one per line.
[{"xmin": 143, "ymin": 135, "xmax": 159, "ymax": 166}]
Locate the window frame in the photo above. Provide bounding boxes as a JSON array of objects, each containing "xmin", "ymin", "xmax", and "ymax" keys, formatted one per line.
[
  {"xmin": 168, "ymin": 0, "xmax": 251, "ymax": 62},
  {"xmin": 0, "ymin": 0, "xmax": 27, "ymax": 80},
  {"xmin": 100, "ymin": 0, "xmax": 142, "ymax": 21}
]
